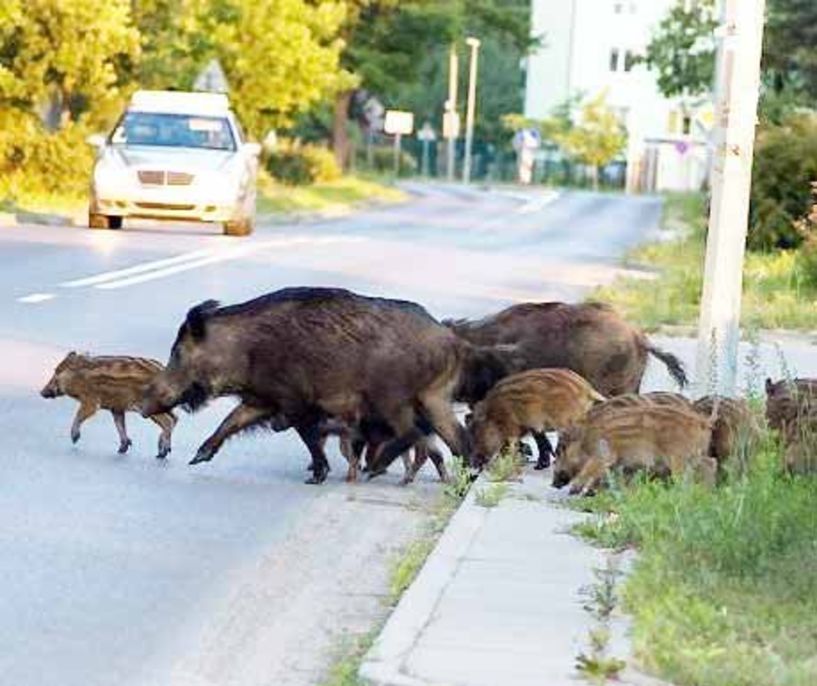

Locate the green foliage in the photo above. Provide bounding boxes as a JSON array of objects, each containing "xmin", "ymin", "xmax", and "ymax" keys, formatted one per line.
[
  {"xmin": 320, "ymin": 631, "xmax": 376, "ymax": 686},
  {"xmin": 0, "ymin": 0, "xmax": 139, "ymax": 127},
  {"xmin": 0, "ymin": 110, "xmax": 94, "ymax": 200},
  {"xmin": 474, "ymin": 482, "xmax": 508, "ymax": 508},
  {"xmin": 265, "ymin": 140, "xmax": 342, "ymax": 185},
  {"xmin": 642, "ymin": 0, "xmax": 717, "ymax": 99},
  {"xmin": 443, "ymin": 456, "xmax": 473, "ymax": 502},
  {"xmin": 748, "ymin": 113, "xmax": 817, "ymax": 251},
  {"xmin": 575, "ymin": 443, "xmax": 817, "ymax": 686},
  {"xmin": 594, "ymin": 192, "xmax": 817, "ymax": 331},
  {"xmin": 360, "ymin": 146, "xmax": 417, "ymax": 177},
  {"xmin": 554, "ymin": 93, "xmax": 626, "ymax": 188},
  {"xmin": 486, "ymin": 446, "xmax": 524, "ymax": 482},
  {"xmin": 764, "ymin": 0, "xmax": 817, "ymax": 103}
]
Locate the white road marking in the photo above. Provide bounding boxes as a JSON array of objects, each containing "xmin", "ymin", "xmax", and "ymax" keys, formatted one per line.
[
  {"xmin": 516, "ymin": 191, "xmax": 561, "ymax": 215},
  {"xmin": 18, "ymin": 292, "xmax": 56, "ymax": 304},
  {"xmin": 92, "ymin": 235, "xmax": 364, "ymax": 290},
  {"xmin": 60, "ymin": 249, "xmax": 214, "ymax": 288}
]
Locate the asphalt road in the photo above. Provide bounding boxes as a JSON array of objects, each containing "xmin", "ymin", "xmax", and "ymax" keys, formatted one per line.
[{"xmin": 0, "ymin": 184, "xmax": 663, "ymax": 686}]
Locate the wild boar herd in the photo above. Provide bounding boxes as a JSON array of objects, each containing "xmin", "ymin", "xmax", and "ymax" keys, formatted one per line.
[{"xmin": 40, "ymin": 286, "xmax": 813, "ymax": 493}]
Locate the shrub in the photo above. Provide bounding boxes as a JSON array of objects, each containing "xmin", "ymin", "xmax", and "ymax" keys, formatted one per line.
[
  {"xmin": 359, "ymin": 145, "xmax": 417, "ymax": 177},
  {"xmin": 0, "ymin": 110, "xmax": 95, "ymax": 200},
  {"xmin": 264, "ymin": 139, "xmax": 341, "ymax": 185},
  {"xmin": 748, "ymin": 113, "xmax": 817, "ymax": 251}
]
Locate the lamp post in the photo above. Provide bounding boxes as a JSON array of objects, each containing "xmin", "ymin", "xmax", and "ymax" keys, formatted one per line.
[
  {"xmin": 694, "ymin": 0, "xmax": 766, "ymax": 396},
  {"xmin": 445, "ymin": 45, "xmax": 459, "ymax": 182},
  {"xmin": 462, "ymin": 37, "xmax": 481, "ymax": 184}
]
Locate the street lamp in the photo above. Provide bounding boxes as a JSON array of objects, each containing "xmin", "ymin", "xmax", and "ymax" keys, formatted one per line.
[{"xmin": 462, "ymin": 37, "xmax": 481, "ymax": 184}]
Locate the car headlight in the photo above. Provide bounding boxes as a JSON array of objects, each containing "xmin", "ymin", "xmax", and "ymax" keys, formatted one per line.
[{"xmin": 93, "ymin": 150, "xmax": 132, "ymax": 191}]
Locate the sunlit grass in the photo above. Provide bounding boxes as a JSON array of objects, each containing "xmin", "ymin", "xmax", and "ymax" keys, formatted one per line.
[{"xmin": 594, "ymin": 193, "xmax": 817, "ymax": 331}]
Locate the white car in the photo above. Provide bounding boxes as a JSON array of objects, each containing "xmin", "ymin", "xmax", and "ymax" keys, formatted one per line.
[{"xmin": 88, "ymin": 90, "xmax": 260, "ymax": 236}]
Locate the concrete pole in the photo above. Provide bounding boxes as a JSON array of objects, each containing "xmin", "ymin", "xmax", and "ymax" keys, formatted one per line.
[
  {"xmin": 694, "ymin": 0, "xmax": 766, "ymax": 396},
  {"xmin": 446, "ymin": 46, "xmax": 459, "ymax": 182},
  {"xmin": 462, "ymin": 37, "xmax": 481, "ymax": 184}
]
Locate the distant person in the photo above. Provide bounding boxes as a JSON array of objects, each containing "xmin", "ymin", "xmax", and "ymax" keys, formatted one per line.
[{"xmin": 513, "ymin": 128, "xmax": 540, "ymax": 185}]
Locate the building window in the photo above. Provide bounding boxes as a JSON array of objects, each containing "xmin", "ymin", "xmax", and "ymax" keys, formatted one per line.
[
  {"xmin": 682, "ymin": 115, "xmax": 692, "ymax": 135},
  {"xmin": 610, "ymin": 48, "xmax": 620, "ymax": 72},
  {"xmin": 624, "ymin": 50, "xmax": 636, "ymax": 72}
]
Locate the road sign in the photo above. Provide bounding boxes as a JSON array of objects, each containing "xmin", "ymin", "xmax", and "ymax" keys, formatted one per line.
[
  {"xmin": 443, "ymin": 111, "xmax": 460, "ymax": 139},
  {"xmin": 384, "ymin": 110, "xmax": 414, "ymax": 136},
  {"xmin": 194, "ymin": 59, "xmax": 229, "ymax": 93},
  {"xmin": 417, "ymin": 122, "xmax": 436, "ymax": 142}
]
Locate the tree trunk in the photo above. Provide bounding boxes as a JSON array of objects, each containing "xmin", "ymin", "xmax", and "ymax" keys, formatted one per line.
[
  {"xmin": 332, "ymin": 90, "xmax": 353, "ymax": 170},
  {"xmin": 592, "ymin": 165, "xmax": 600, "ymax": 191}
]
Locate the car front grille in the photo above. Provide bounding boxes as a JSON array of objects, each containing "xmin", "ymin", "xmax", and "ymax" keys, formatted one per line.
[
  {"xmin": 137, "ymin": 170, "xmax": 195, "ymax": 186},
  {"xmin": 135, "ymin": 202, "xmax": 196, "ymax": 211}
]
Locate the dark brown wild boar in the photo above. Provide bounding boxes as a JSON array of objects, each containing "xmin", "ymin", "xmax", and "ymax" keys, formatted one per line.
[
  {"xmin": 446, "ymin": 302, "xmax": 687, "ymax": 398},
  {"xmin": 468, "ymin": 368, "xmax": 606, "ymax": 469},
  {"xmin": 693, "ymin": 395, "xmax": 759, "ymax": 464},
  {"xmin": 553, "ymin": 404, "xmax": 714, "ymax": 495},
  {"xmin": 765, "ymin": 377, "xmax": 817, "ymax": 433},
  {"xmin": 141, "ymin": 288, "xmax": 496, "ymax": 484},
  {"xmin": 41, "ymin": 352, "xmax": 177, "ymax": 458}
]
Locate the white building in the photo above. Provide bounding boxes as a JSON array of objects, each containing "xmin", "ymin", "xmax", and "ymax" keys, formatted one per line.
[{"xmin": 524, "ymin": 0, "xmax": 712, "ymax": 192}]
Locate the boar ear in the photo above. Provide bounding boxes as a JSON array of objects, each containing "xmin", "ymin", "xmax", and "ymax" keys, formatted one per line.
[
  {"xmin": 186, "ymin": 300, "xmax": 220, "ymax": 341},
  {"xmin": 765, "ymin": 377, "xmax": 773, "ymax": 394}
]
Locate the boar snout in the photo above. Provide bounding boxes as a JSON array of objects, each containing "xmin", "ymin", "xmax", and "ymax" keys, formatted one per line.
[
  {"xmin": 40, "ymin": 379, "xmax": 59, "ymax": 398},
  {"xmin": 552, "ymin": 468, "xmax": 571, "ymax": 489}
]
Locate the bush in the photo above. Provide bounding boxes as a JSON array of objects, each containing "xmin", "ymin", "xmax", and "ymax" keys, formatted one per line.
[
  {"xmin": 0, "ymin": 109, "xmax": 95, "ymax": 200},
  {"xmin": 748, "ymin": 113, "xmax": 817, "ymax": 251},
  {"xmin": 264, "ymin": 139, "xmax": 341, "ymax": 185},
  {"xmin": 359, "ymin": 145, "xmax": 417, "ymax": 177}
]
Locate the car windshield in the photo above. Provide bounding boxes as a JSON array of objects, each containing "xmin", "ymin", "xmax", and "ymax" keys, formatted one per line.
[{"xmin": 111, "ymin": 112, "xmax": 236, "ymax": 151}]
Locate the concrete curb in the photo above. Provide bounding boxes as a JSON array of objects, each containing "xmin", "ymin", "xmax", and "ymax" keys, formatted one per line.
[{"xmin": 359, "ymin": 476, "xmax": 489, "ymax": 686}]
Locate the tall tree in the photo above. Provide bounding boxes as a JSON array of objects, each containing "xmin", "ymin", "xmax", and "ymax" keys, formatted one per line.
[
  {"xmin": 554, "ymin": 93, "xmax": 626, "ymax": 191},
  {"xmin": 0, "ymin": 0, "xmax": 139, "ymax": 127}
]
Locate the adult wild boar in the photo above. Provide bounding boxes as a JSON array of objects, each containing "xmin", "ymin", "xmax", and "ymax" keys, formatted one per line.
[
  {"xmin": 446, "ymin": 302, "xmax": 687, "ymax": 398},
  {"xmin": 765, "ymin": 377, "xmax": 817, "ymax": 433},
  {"xmin": 42, "ymin": 352, "xmax": 177, "ymax": 458},
  {"xmin": 141, "ymin": 288, "xmax": 490, "ymax": 484}
]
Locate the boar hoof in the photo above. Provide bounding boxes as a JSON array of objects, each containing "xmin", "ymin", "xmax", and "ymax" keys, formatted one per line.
[
  {"xmin": 71, "ymin": 429, "xmax": 80, "ymax": 444},
  {"xmin": 366, "ymin": 467, "xmax": 388, "ymax": 481},
  {"xmin": 189, "ymin": 449, "xmax": 213, "ymax": 465},
  {"xmin": 534, "ymin": 455, "xmax": 551, "ymax": 470},
  {"xmin": 305, "ymin": 468, "xmax": 329, "ymax": 485},
  {"xmin": 118, "ymin": 439, "xmax": 133, "ymax": 454}
]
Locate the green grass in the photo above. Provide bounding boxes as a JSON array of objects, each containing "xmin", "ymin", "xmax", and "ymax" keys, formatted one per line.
[
  {"xmin": 257, "ymin": 172, "xmax": 405, "ymax": 214},
  {"xmin": 319, "ymin": 631, "xmax": 377, "ymax": 686},
  {"xmin": 474, "ymin": 482, "xmax": 509, "ymax": 508},
  {"xmin": 593, "ymin": 192, "xmax": 817, "ymax": 331},
  {"xmin": 575, "ymin": 441, "xmax": 817, "ymax": 686},
  {"xmin": 486, "ymin": 446, "xmax": 525, "ymax": 482}
]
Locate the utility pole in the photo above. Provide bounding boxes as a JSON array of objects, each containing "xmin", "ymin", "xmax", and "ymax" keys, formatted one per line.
[
  {"xmin": 462, "ymin": 37, "xmax": 481, "ymax": 184},
  {"xmin": 445, "ymin": 45, "xmax": 459, "ymax": 182},
  {"xmin": 694, "ymin": 0, "xmax": 767, "ymax": 396}
]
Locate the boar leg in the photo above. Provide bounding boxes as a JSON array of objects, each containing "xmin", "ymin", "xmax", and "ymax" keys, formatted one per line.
[
  {"xmin": 71, "ymin": 400, "xmax": 99, "ymax": 444},
  {"xmin": 190, "ymin": 403, "xmax": 272, "ymax": 465},
  {"xmin": 533, "ymin": 432, "xmax": 554, "ymax": 470},
  {"xmin": 567, "ymin": 458, "xmax": 608, "ymax": 496},
  {"xmin": 111, "ymin": 411, "xmax": 132, "ymax": 454},
  {"xmin": 402, "ymin": 443, "xmax": 449, "ymax": 485},
  {"xmin": 417, "ymin": 395, "xmax": 468, "ymax": 459},
  {"xmin": 367, "ymin": 405, "xmax": 425, "ymax": 478},
  {"xmin": 149, "ymin": 412, "xmax": 177, "ymax": 459},
  {"xmin": 296, "ymin": 422, "xmax": 331, "ymax": 485}
]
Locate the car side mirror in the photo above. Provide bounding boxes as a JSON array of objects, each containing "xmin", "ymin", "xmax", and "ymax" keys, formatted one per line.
[
  {"xmin": 86, "ymin": 134, "xmax": 106, "ymax": 148},
  {"xmin": 242, "ymin": 142, "xmax": 262, "ymax": 157}
]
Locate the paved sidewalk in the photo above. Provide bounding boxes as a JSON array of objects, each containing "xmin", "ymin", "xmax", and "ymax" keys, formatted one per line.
[
  {"xmin": 360, "ymin": 335, "xmax": 817, "ymax": 686},
  {"xmin": 360, "ymin": 469, "xmax": 640, "ymax": 686}
]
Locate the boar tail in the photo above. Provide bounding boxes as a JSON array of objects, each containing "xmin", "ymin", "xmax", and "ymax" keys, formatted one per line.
[
  {"xmin": 647, "ymin": 344, "xmax": 688, "ymax": 389},
  {"xmin": 186, "ymin": 299, "xmax": 220, "ymax": 340}
]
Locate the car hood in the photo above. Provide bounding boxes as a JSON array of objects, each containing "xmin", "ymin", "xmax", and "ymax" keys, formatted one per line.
[{"xmin": 109, "ymin": 146, "xmax": 238, "ymax": 172}]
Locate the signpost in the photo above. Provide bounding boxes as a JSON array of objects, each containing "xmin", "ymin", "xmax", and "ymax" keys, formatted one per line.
[
  {"xmin": 384, "ymin": 110, "xmax": 414, "ymax": 176},
  {"xmin": 445, "ymin": 46, "xmax": 459, "ymax": 182},
  {"xmin": 417, "ymin": 122, "xmax": 437, "ymax": 177},
  {"xmin": 694, "ymin": 0, "xmax": 767, "ymax": 395},
  {"xmin": 462, "ymin": 37, "xmax": 481, "ymax": 184}
]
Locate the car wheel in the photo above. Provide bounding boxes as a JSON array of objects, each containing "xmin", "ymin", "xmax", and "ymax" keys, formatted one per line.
[
  {"xmin": 223, "ymin": 217, "xmax": 253, "ymax": 236},
  {"xmin": 89, "ymin": 213, "xmax": 122, "ymax": 230}
]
